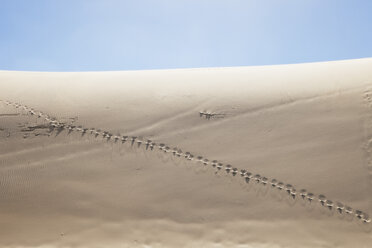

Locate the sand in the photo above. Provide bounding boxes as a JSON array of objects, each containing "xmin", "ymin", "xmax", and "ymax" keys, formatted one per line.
[{"xmin": 0, "ymin": 58, "xmax": 372, "ymax": 247}]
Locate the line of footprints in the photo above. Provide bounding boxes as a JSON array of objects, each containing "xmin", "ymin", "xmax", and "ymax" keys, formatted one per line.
[{"xmin": 1, "ymin": 100, "xmax": 370, "ymax": 224}]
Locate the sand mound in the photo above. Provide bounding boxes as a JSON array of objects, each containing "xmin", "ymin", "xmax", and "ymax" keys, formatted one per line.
[{"xmin": 0, "ymin": 58, "xmax": 372, "ymax": 247}]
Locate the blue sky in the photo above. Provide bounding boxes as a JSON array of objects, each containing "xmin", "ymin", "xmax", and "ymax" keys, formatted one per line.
[{"xmin": 0, "ymin": 0, "xmax": 371, "ymax": 71}]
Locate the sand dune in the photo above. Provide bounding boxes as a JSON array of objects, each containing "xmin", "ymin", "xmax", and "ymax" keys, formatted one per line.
[{"xmin": 0, "ymin": 58, "xmax": 372, "ymax": 247}]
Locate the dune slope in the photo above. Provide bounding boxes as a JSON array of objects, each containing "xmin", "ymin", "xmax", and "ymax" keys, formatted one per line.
[{"xmin": 0, "ymin": 58, "xmax": 372, "ymax": 247}]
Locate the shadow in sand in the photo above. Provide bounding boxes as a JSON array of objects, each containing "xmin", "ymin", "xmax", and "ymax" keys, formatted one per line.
[{"xmin": 54, "ymin": 128, "xmax": 64, "ymax": 137}]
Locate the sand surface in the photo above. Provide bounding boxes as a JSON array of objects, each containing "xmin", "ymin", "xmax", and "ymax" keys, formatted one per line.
[{"xmin": 1, "ymin": 58, "xmax": 372, "ymax": 247}]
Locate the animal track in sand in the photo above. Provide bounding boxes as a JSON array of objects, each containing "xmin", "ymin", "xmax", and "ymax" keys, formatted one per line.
[
  {"xmin": 199, "ymin": 110, "xmax": 225, "ymax": 120},
  {"xmin": 1, "ymin": 99, "xmax": 371, "ymax": 225}
]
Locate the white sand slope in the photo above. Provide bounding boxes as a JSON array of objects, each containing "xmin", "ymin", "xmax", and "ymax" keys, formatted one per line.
[{"xmin": 0, "ymin": 58, "xmax": 372, "ymax": 247}]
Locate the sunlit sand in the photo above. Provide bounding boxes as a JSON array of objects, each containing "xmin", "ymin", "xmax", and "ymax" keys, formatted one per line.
[{"xmin": 0, "ymin": 58, "xmax": 372, "ymax": 247}]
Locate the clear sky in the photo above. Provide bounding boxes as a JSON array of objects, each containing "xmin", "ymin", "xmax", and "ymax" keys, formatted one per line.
[{"xmin": 0, "ymin": 0, "xmax": 371, "ymax": 71}]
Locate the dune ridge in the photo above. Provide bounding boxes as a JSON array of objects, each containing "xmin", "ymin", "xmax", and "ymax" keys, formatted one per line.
[{"xmin": 1, "ymin": 58, "xmax": 372, "ymax": 247}]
